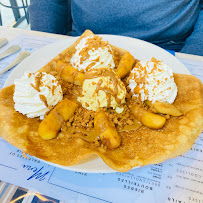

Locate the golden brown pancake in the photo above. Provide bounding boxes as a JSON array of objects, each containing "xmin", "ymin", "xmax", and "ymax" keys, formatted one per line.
[{"xmin": 0, "ymin": 30, "xmax": 203, "ymax": 172}]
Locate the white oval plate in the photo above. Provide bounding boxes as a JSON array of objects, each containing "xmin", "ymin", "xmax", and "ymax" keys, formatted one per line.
[{"xmin": 4, "ymin": 35, "xmax": 190, "ymax": 173}]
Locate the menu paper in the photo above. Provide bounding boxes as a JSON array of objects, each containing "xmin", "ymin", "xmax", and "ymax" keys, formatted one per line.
[
  {"xmin": 0, "ymin": 35, "xmax": 57, "ymax": 89},
  {"xmin": 0, "ymin": 35, "xmax": 203, "ymax": 203}
]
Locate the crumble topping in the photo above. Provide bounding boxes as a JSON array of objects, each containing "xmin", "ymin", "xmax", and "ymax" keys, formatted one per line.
[
  {"xmin": 128, "ymin": 57, "xmax": 177, "ymax": 104},
  {"xmin": 70, "ymin": 35, "xmax": 115, "ymax": 71}
]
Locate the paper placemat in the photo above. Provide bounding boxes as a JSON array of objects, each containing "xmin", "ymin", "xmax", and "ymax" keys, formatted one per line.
[{"xmin": 0, "ymin": 35, "xmax": 202, "ymax": 203}]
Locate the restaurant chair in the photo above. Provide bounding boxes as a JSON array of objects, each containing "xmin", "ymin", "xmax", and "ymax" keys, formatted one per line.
[{"xmin": 0, "ymin": 0, "xmax": 29, "ymax": 27}]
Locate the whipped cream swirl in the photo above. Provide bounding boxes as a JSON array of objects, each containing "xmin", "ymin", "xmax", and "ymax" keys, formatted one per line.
[
  {"xmin": 13, "ymin": 72, "xmax": 63, "ymax": 119},
  {"xmin": 70, "ymin": 35, "xmax": 115, "ymax": 71},
  {"xmin": 128, "ymin": 58, "xmax": 177, "ymax": 104}
]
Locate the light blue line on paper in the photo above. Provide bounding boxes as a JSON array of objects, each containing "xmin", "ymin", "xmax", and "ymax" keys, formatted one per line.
[
  {"xmin": 0, "ymin": 163, "xmax": 17, "ymax": 170},
  {"xmin": 47, "ymin": 168, "xmax": 112, "ymax": 203}
]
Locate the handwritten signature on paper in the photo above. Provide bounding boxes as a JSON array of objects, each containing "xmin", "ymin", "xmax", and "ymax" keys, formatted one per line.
[{"xmin": 22, "ymin": 165, "xmax": 50, "ymax": 181}]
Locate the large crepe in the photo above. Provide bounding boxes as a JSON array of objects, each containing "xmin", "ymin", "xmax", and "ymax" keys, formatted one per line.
[{"xmin": 0, "ymin": 30, "xmax": 203, "ymax": 172}]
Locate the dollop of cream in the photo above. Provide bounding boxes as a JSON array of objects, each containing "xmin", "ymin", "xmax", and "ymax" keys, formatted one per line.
[
  {"xmin": 70, "ymin": 35, "xmax": 115, "ymax": 71},
  {"xmin": 128, "ymin": 58, "xmax": 177, "ymax": 104},
  {"xmin": 77, "ymin": 68, "xmax": 126, "ymax": 113},
  {"xmin": 13, "ymin": 72, "xmax": 63, "ymax": 119}
]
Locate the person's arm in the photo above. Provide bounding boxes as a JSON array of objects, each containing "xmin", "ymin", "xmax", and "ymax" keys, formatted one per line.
[
  {"xmin": 28, "ymin": 0, "xmax": 72, "ymax": 35},
  {"xmin": 180, "ymin": 3, "xmax": 203, "ymax": 56}
]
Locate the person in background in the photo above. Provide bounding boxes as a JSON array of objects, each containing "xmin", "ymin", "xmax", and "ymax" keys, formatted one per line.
[{"xmin": 28, "ymin": 0, "xmax": 203, "ymax": 56}]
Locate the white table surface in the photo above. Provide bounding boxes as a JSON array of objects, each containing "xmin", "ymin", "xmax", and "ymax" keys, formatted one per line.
[{"xmin": 0, "ymin": 26, "xmax": 70, "ymax": 41}]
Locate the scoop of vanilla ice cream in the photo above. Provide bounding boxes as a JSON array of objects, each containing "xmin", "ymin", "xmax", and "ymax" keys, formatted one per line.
[
  {"xmin": 77, "ymin": 68, "xmax": 126, "ymax": 113},
  {"xmin": 13, "ymin": 72, "xmax": 63, "ymax": 119},
  {"xmin": 70, "ymin": 35, "xmax": 115, "ymax": 71},
  {"xmin": 128, "ymin": 58, "xmax": 177, "ymax": 104}
]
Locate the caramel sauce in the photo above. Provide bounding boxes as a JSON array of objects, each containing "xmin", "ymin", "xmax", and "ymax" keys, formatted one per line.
[
  {"xmin": 57, "ymin": 61, "xmax": 82, "ymax": 85},
  {"xmin": 96, "ymin": 85, "xmax": 116, "ymax": 96},
  {"xmin": 34, "ymin": 72, "xmax": 43, "ymax": 92},
  {"xmin": 115, "ymin": 96, "xmax": 122, "ymax": 105},
  {"xmin": 119, "ymin": 119, "xmax": 142, "ymax": 132},
  {"xmin": 65, "ymin": 110, "xmax": 114, "ymax": 143},
  {"xmin": 39, "ymin": 94, "xmax": 48, "ymax": 107},
  {"xmin": 106, "ymin": 93, "xmax": 111, "ymax": 108},
  {"xmin": 93, "ymin": 56, "xmax": 100, "ymax": 62},
  {"xmin": 79, "ymin": 35, "xmax": 110, "ymax": 64},
  {"xmin": 131, "ymin": 58, "xmax": 164, "ymax": 100},
  {"xmin": 30, "ymin": 83, "xmax": 38, "ymax": 92},
  {"xmin": 85, "ymin": 68, "xmax": 125, "ymax": 106},
  {"xmin": 66, "ymin": 127, "xmax": 98, "ymax": 142},
  {"xmin": 30, "ymin": 72, "xmax": 44, "ymax": 92},
  {"xmin": 52, "ymin": 85, "xmax": 57, "ymax": 95},
  {"xmin": 86, "ymin": 62, "xmax": 96, "ymax": 71},
  {"xmin": 94, "ymin": 79, "xmax": 103, "ymax": 95}
]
